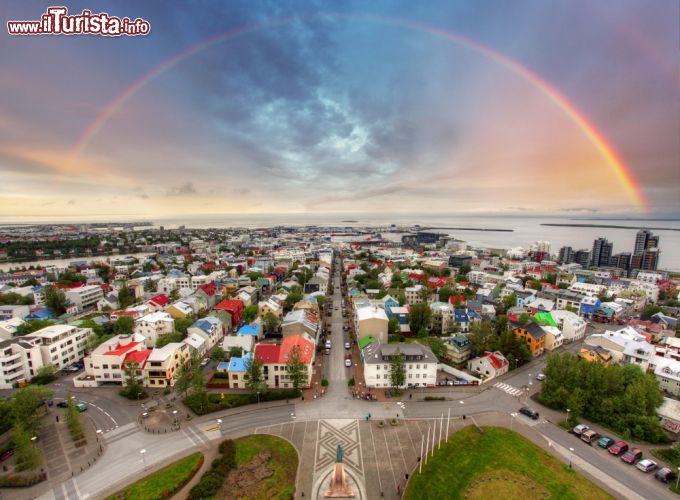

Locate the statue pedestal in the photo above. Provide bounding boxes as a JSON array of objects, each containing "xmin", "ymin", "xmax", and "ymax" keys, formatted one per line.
[{"xmin": 324, "ymin": 463, "xmax": 355, "ymax": 498}]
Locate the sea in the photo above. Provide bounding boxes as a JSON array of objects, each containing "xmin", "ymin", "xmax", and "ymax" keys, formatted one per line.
[{"xmin": 1, "ymin": 213, "xmax": 678, "ymax": 271}]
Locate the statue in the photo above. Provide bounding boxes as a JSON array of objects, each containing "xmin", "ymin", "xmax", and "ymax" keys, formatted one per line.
[
  {"xmin": 336, "ymin": 444, "xmax": 344, "ymax": 463},
  {"xmin": 325, "ymin": 444, "xmax": 355, "ymax": 497}
]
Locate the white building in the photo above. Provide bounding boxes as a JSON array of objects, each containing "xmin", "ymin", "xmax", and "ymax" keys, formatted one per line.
[
  {"xmin": 32, "ymin": 324, "xmax": 94, "ymax": 370},
  {"xmin": 143, "ymin": 342, "xmax": 190, "ymax": 387},
  {"xmin": 404, "ymin": 285, "xmax": 425, "ymax": 305},
  {"xmin": 467, "ymin": 351, "xmax": 510, "ymax": 380},
  {"xmin": 65, "ymin": 285, "xmax": 104, "ymax": 312},
  {"xmin": 186, "ymin": 316, "xmax": 224, "ymax": 351},
  {"xmin": 355, "ymin": 306, "xmax": 389, "ymax": 344},
  {"xmin": 134, "ymin": 312, "xmax": 175, "ymax": 347},
  {"xmin": 551, "ymin": 310, "xmax": 587, "ymax": 342},
  {"xmin": 84, "ymin": 334, "xmax": 148, "ymax": 386},
  {"xmin": 362, "ymin": 341, "xmax": 437, "ymax": 389},
  {"xmin": 0, "ymin": 317, "xmax": 25, "ymax": 340},
  {"xmin": 0, "ymin": 337, "xmax": 43, "ymax": 389}
]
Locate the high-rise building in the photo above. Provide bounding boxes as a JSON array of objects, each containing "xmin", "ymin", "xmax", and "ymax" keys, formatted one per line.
[
  {"xmin": 609, "ymin": 252, "xmax": 631, "ymax": 270},
  {"xmin": 558, "ymin": 246, "xmax": 574, "ymax": 264},
  {"xmin": 631, "ymin": 248, "xmax": 659, "ymax": 271},
  {"xmin": 634, "ymin": 229, "xmax": 659, "ymax": 255},
  {"xmin": 591, "ymin": 238, "xmax": 613, "ymax": 267},
  {"xmin": 574, "ymin": 249, "xmax": 590, "ymax": 267}
]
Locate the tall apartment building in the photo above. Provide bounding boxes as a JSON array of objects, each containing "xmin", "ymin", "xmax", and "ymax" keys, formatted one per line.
[
  {"xmin": 65, "ymin": 285, "xmax": 104, "ymax": 312},
  {"xmin": 558, "ymin": 246, "xmax": 574, "ymax": 264},
  {"xmin": 32, "ymin": 325, "xmax": 94, "ymax": 370},
  {"xmin": 609, "ymin": 252, "xmax": 631, "ymax": 271},
  {"xmin": 632, "ymin": 230, "xmax": 659, "ymax": 271},
  {"xmin": 0, "ymin": 337, "xmax": 43, "ymax": 389},
  {"xmin": 634, "ymin": 229, "xmax": 659, "ymax": 255},
  {"xmin": 574, "ymin": 249, "xmax": 590, "ymax": 267},
  {"xmin": 591, "ymin": 238, "xmax": 613, "ymax": 268}
]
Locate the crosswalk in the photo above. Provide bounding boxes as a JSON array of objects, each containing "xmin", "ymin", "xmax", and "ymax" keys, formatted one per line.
[{"xmin": 494, "ymin": 382, "xmax": 523, "ymax": 396}]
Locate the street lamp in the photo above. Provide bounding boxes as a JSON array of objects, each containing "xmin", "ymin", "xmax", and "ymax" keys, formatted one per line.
[
  {"xmin": 217, "ymin": 418, "xmax": 222, "ymax": 431},
  {"xmin": 96, "ymin": 429, "xmax": 102, "ymax": 442},
  {"xmin": 140, "ymin": 449, "xmax": 147, "ymax": 468},
  {"xmin": 676, "ymin": 467, "xmax": 680, "ymax": 489},
  {"xmin": 566, "ymin": 408, "xmax": 571, "ymax": 425},
  {"xmin": 510, "ymin": 412, "xmax": 517, "ymax": 431},
  {"xmin": 568, "ymin": 447, "xmax": 574, "ymax": 469},
  {"xmin": 256, "ymin": 391, "xmax": 260, "ymax": 404}
]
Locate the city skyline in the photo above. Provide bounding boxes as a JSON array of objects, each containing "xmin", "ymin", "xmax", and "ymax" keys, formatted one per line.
[{"xmin": 1, "ymin": 0, "xmax": 678, "ymax": 218}]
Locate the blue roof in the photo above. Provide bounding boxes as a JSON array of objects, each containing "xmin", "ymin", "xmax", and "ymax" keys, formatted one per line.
[
  {"xmin": 191, "ymin": 317, "xmax": 220, "ymax": 333},
  {"xmin": 228, "ymin": 352, "xmax": 252, "ymax": 372},
  {"xmin": 237, "ymin": 323, "xmax": 259, "ymax": 336},
  {"xmin": 454, "ymin": 309, "xmax": 481, "ymax": 322},
  {"xmin": 28, "ymin": 308, "xmax": 55, "ymax": 320},
  {"xmin": 217, "ymin": 361, "xmax": 230, "ymax": 371}
]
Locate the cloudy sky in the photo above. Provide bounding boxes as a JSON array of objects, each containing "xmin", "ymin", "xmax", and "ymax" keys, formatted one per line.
[{"xmin": 1, "ymin": 0, "xmax": 678, "ymax": 220}]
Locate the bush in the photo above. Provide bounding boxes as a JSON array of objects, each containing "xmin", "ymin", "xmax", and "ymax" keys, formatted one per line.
[
  {"xmin": 187, "ymin": 440, "xmax": 235, "ymax": 500},
  {"xmin": 119, "ymin": 388, "xmax": 147, "ymax": 400},
  {"xmin": 184, "ymin": 389, "xmax": 301, "ymax": 416},
  {"xmin": 0, "ymin": 471, "xmax": 46, "ymax": 487},
  {"xmin": 424, "ymin": 396, "xmax": 445, "ymax": 401},
  {"xmin": 213, "ymin": 372, "xmax": 229, "ymax": 379}
]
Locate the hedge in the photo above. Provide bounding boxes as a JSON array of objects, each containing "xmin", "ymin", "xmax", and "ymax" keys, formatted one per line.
[
  {"xmin": 0, "ymin": 471, "xmax": 46, "ymax": 487},
  {"xmin": 187, "ymin": 440, "xmax": 236, "ymax": 499},
  {"xmin": 184, "ymin": 389, "xmax": 300, "ymax": 416}
]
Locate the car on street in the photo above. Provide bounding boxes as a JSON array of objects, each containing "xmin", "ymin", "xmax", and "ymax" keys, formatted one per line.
[
  {"xmin": 344, "ymin": 342, "xmax": 350, "ymax": 349},
  {"xmin": 0, "ymin": 450, "xmax": 13, "ymax": 462},
  {"xmin": 621, "ymin": 448, "xmax": 642, "ymax": 464},
  {"xmin": 75, "ymin": 403, "xmax": 88, "ymax": 412},
  {"xmin": 597, "ymin": 436, "xmax": 615, "ymax": 449},
  {"xmin": 519, "ymin": 407, "xmax": 539, "ymax": 420},
  {"xmin": 572, "ymin": 424, "xmax": 589, "ymax": 436},
  {"xmin": 580, "ymin": 429, "xmax": 599, "ymax": 444},
  {"xmin": 608, "ymin": 441, "xmax": 629, "ymax": 456},
  {"xmin": 56, "ymin": 401, "xmax": 69, "ymax": 408},
  {"xmin": 655, "ymin": 467, "xmax": 677, "ymax": 483},
  {"xmin": 535, "ymin": 373, "xmax": 546, "ymax": 381},
  {"xmin": 636, "ymin": 459, "xmax": 657, "ymax": 473},
  {"xmin": 345, "ymin": 358, "xmax": 352, "ymax": 367},
  {"xmin": 200, "ymin": 358, "xmax": 210, "ymax": 367},
  {"xmin": 325, "ymin": 340, "xmax": 332, "ymax": 349}
]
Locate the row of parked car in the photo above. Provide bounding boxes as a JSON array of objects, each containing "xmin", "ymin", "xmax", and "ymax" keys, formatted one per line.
[{"xmin": 572, "ymin": 424, "xmax": 676, "ymax": 483}]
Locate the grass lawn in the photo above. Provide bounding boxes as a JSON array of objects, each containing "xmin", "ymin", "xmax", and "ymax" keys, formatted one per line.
[
  {"xmin": 405, "ymin": 426, "xmax": 612, "ymax": 500},
  {"xmin": 229, "ymin": 434, "xmax": 298, "ymax": 500},
  {"xmin": 106, "ymin": 452, "xmax": 203, "ymax": 500}
]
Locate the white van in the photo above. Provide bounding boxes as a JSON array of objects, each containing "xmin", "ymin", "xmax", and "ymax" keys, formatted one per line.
[{"xmin": 325, "ymin": 340, "xmax": 332, "ymax": 349}]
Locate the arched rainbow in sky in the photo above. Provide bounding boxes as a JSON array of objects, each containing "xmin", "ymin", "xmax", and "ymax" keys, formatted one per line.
[{"xmin": 70, "ymin": 13, "xmax": 649, "ymax": 212}]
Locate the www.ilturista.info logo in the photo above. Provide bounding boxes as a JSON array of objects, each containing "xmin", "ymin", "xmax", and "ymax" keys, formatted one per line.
[{"xmin": 7, "ymin": 6, "xmax": 151, "ymax": 36}]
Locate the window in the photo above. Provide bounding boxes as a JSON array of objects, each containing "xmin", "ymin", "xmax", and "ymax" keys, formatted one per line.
[{"xmin": 103, "ymin": 364, "xmax": 109, "ymax": 369}]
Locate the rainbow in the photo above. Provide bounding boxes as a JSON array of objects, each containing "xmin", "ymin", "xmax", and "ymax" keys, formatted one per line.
[{"xmin": 70, "ymin": 13, "xmax": 649, "ymax": 212}]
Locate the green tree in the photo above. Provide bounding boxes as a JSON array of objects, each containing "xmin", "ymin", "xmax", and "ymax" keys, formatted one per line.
[
  {"xmin": 417, "ymin": 336, "xmax": 447, "ymax": 361},
  {"xmin": 15, "ymin": 319, "xmax": 54, "ymax": 336},
  {"xmin": 210, "ymin": 346, "xmax": 226, "ymax": 362},
  {"xmin": 174, "ymin": 360, "xmax": 192, "ymax": 398},
  {"xmin": 120, "ymin": 362, "xmax": 144, "ymax": 399},
  {"xmin": 286, "ymin": 345, "xmax": 307, "ymax": 390},
  {"xmin": 389, "ymin": 349, "xmax": 406, "ymax": 388},
  {"xmin": 229, "ymin": 346, "xmax": 244, "ymax": 358},
  {"xmin": 155, "ymin": 332, "xmax": 184, "ymax": 348},
  {"xmin": 11, "ymin": 385, "xmax": 52, "ymax": 434},
  {"xmin": 495, "ymin": 316, "xmax": 508, "ymax": 335},
  {"xmin": 316, "ymin": 295, "xmax": 327, "ymax": 311},
  {"xmin": 190, "ymin": 355, "xmax": 206, "ymax": 397},
  {"xmin": 117, "ymin": 284, "xmax": 135, "ymax": 309},
  {"xmin": 65, "ymin": 395, "xmax": 82, "ymax": 441},
  {"xmin": 388, "ymin": 317, "xmax": 400, "ymax": 336},
  {"xmin": 44, "ymin": 286, "xmax": 68, "ymax": 315},
  {"xmin": 409, "ymin": 303, "xmax": 432, "ymax": 334},
  {"xmin": 113, "ymin": 315, "xmax": 134, "ymax": 336},
  {"xmin": 170, "ymin": 289, "xmax": 180, "ymax": 301},
  {"xmin": 438, "ymin": 287, "xmax": 455, "ymax": 303},
  {"xmin": 242, "ymin": 304, "xmax": 259, "ymax": 324},
  {"xmin": 501, "ymin": 293, "xmax": 517, "ymax": 313},
  {"xmin": 264, "ymin": 312, "xmax": 280, "ymax": 335},
  {"xmin": 468, "ymin": 321, "xmax": 497, "ymax": 357},
  {"xmin": 13, "ymin": 423, "xmax": 41, "ymax": 471},
  {"xmin": 518, "ymin": 313, "xmax": 531, "ymax": 326},
  {"xmin": 245, "ymin": 356, "xmax": 266, "ymax": 394},
  {"xmin": 31, "ymin": 364, "xmax": 57, "ymax": 385}
]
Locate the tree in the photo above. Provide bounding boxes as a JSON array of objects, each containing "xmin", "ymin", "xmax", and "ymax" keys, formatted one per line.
[
  {"xmin": 170, "ymin": 289, "xmax": 180, "ymax": 301},
  {"xmin": 113, "ymin": 315, "xmax": 134, "ymax": 336},
  {"xmin": 388, "ymin": 317, "xmax": 400, "ymax": 336},
  {"xmin": 417, "ymin": 336, "xmax": 447, "ymax": 361},
  {"xmin": 518, "ymin": 313, "xmax": 531, "ymax": 326},
  {"xmin": 264, "ymin": 312, "xmax": 280, "ymax": 335},
  {"xmin": 286, "ymin": 345, "xmax": 307, "ymax": 390},
  {"xmin": 284, "ymin": 289, "xmax": 303, "ymax": 312},
  {"xmin": 438, "ymin": 287, "xmax": 455, "ymax": 303},
  {"xmin": 44, "ymin": 286, "xmax": 68, "ymax": 315},
  {"xmin": 468, "ymin": 321, "xmax": 497, "ymax": 357},
  {"xmin": 229, "ymin": 346, "xmax": 243, "ymax": 358},
  {"xmin": 11, "ymin": 385, "xmax": 52, "ymax": 434},
  {"xmin": 15, "ymin": 319, "xmax": 53, "ymax": 336},
  {"xmin": 501, "ymin": 293, "xmax": 517, "ymax": 313},
  {"xmin": 242, "ymin": 304, "xmax": 259, "ymax": 324},
  {"xmin": 155, "ymin": 332, "xmax": 184, "ymax": 348},
  {"xmin": 120, "ymin": 362, "xmax": 144, "ymax": 399},
  {"xmin": 190, "ymin": 355, "xmax": 206, "ymax": 397},
  {"xmin": 409, "ymin": 303, "xmax": 432, "ymax": 334},
  {"xmin": 210, "ymin": 346, "xmax": 226, "ymax": 362},
  {"xmin": 174, "ymin": 360, "xmax": 192, "ymax": 398},
  {"xmin": 13, "ymin": 423, "xmax": 41, "ymax": 471},
  {"xmin": 117, "ymin": 284, "xmax": 135, "ymax": 309},
  {"xmin": 65, "ymin": 395, "xmax": 83, "ymax": 440},
  {"xmin": 316, "ymin": 295, "xmax": 327, "ymax": 311},
  {"xmin": 389, "ymin": 349, "xmax": 406, "ymax": 389},
  {"xmin": 495, "ymin": 316, "xmax": 508, "ymax": 335},
  {"xmin": 245, "ymin": 356, "xmax": 266, "ymax": 394},
  {"xmin": 31, "ymin": 364, "xmax": 57, "ymax": 385}
]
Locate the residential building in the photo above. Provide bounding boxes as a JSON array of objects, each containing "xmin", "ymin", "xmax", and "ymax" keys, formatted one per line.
[
  {"xmin": 584, "ymin": 327, "xmax": 649, "ymax": 364},
  {"xmin": 254, "ymin": 334, "xmax": 315, "ymax": 389},
  {"xmin": 143, "ymin": 342, "xmax": 190, "ymax": 387},
  {"xmin": 452, "ymin": 308, "xmax": 481, "ymax": 334},
  {"xmin": 32, "ymin": 324, "xmax": 94, "ymax": 370},
  {"xmin": 655, "ymin": 358, "xmax": 680, "ymax": 396},
  {"xmin": 541, "ymin": 326, "xmax": 563, "ymax": 351},
  {"xmin": 591, "ymin": 238, "xmax": 613, "ymax": 267},
  {"xmin": 467, "ymin": 351, "xmax": 509, "ymax": 380},
  {"xmin": 579, "ymin": 345, "xmax": 613, "ymax": 366},
  {"xmin": 404, "ymin": 285, "xmax": 425, "ymax": 305},
  {"xmin": 0, "ymin": 337, "xmax": 43, "ymax": 389},
  {"xmin": 0, "ymin": 317, "xmax": 25, "ymax": 340},
  {"xmin": 165, "ymin": 301, "xmax": 193, "ymax": 319},
  {"xmin": 84, "ymin": 334, "xmax": 147, "ymax": 386},
  {"xmin": 65, "ymin": 285, "xmax": 104, "ymax": 312},
  {"xmin": 225, "ymin": 352, "xmax": 252, "ymax": 389},
  {"xmin": 513, "ymin": 322, "xmax": 546, "ymax": 357},
  {"xmin": 355, "ymin": 305, "xmax": 389, "ymax": 344},
  {"xmin": 214, "ymin": 299, "xmax": 245, "ymax": 326},
  {"xmin": 186, "ymin": 316, "xmax": 225, "ymax": 351},
  {"xmin": 443, "ymin": 335, "xmax": 471, "ymax": 364},
  {"xmin": 134, "ymin": 312, "xmax": 175, "ymax": 347},
  {"xmin": 551, "ymin": 310, "xmax": 587, "ymax": 342},
  {"xmin": 362, "ymin": 341, "xmax": 437, "ymax": 388},
  {"xmin": 281, "ymin": 310, "xmax": 319, "ymax": 339}
]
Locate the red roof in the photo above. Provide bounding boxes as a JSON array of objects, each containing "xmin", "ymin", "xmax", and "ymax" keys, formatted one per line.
[
  {"xmin": 449, "ymin": 295, "xmax": 466, "ymax": 305},
  {"xmin": 124, "ymin": 349, "xmax": 153, "ymax": 368},
  {"xmin": 254, "ymin": 344, "xmax": 281, "ymax": 364},
  {"xmin": 409, "ymin": 273, "xmax": 423, "ymax": 281},
  {"xmin": 148, "ymin": 294, "xmax": 170, "ymax": 307},
  {"xmin": 104, "ymin": 341, "xmax": 141, "ymax": 357},
  {"xmin": 280, "ymin": 335, "xmax": 314, "ymax": 364},
  {"xmin": 198, "ymin": 283, "xmax": 217, "ymax": 297},
  {"xmin": 484, "ymin": 351, "xmax": 508, "ymax": 370}
]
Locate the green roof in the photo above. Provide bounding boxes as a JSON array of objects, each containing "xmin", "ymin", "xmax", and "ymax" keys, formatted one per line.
[
  {"xmin": 534, "ymin": 312, "xmax": 557, "ymax": 327},
  {"xmin": 359, "ymin": 336, "xmax": 376, "ymax": 349}
]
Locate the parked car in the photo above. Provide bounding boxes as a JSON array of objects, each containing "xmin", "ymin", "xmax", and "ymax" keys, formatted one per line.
[
  {"xmin": 344, "ymin": 341, "xmax": 351, "ymax": 349},
  {"xmin": 636, "ymin": 459, "xmax": 657, "ymax": 473},
  {"xmin": 535, "ymin": 373, "xmax": 546, "ymax": 381},
  {"xmin": 519, "ymin": 407, "xmax": 539, "ymax": 420},
  {"xmin": 572, "ymin": 424, "xmax": 589, "ymax": 436},
  {"xmin": 597, "ymin": 436, "xmax": 615, "ymax": 449},
  {"xmin": 56, "ymin": 401, "xmax": 69, "ymax": 408},
  {"xmin": 344, "ymin": 359, "xmax": 352, "ymax": 367},
  {"xmin": 655, "ymin": 467, "xmax": 677, "ymax": 483},
  {"xmin": 621, "ymin": 448, "xmax": 642, "ymax": 465},
  {"xmin": 580, "ymin": 430, "xmax": 599, "ymax": 444},
  {"xmin": 608, "ymin": 441, "xmax": 629, "ymax": 456},
  {"xmin": 0, "ymin": 450, "xmax": 13, "ymax": 462},
  {"xmin": 200, "ymin": 358, "xmax": 210, "ymax": 367},
  {"xmin": 324, "ymin": 348, "xmax": 331, "ymax": 355},
  {"xmin": 75, "ymin": 403, "xmax": 88, "ymax": 412},
  {"xmin": 325, "ymin": 340, "xmax": 332, "ymax": 349}
]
